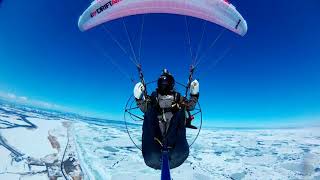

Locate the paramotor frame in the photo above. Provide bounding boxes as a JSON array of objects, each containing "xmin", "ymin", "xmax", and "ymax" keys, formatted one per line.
[{"xmin": 124, "ymin": 80, "xmax": 203, "ymax": 151}]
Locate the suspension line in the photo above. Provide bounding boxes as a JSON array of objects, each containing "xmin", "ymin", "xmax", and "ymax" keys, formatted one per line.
[
  {"xmin": 194, "ymin": 29, "xmax": 226, "ymax": 67},
  {"xmin": 90, "ymin": 38, "xmax": 133, "ymax": 82},
  {"xmin": 137, "ymin": 15, "xmax": 145, "ymax": 64},
  {"xmin": 122, "ymin": 18, "xmax": 139, "ymax": 65},
  {"xmin": 197, "ymin": 46, "xmax": 233, "ymax": 78},
  {"xmin": 184, "ymin": 16, "xmax": 195, "ymax": 65},
  {"xmin": 194, "ymin": 21, "xmax": 207, "ymax": 61},
  {"xmin": 101, "ymin": 25, "xmax": 138, "ymax": 66}
]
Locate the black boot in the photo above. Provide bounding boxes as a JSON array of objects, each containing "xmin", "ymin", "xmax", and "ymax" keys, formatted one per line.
[{"xmin": 186, "ymin": 116, "xmax": 197, "ymax": 129}]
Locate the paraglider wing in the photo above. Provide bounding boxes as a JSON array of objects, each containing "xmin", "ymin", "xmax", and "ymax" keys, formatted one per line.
[{"xmin": 78, "ymin": 0, "xmax": 247, "ymax": 36}]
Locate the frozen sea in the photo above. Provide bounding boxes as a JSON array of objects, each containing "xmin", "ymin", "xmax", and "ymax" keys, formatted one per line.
[
  {"xmin": 73, "ymin": 120, "xmax": 320, "ymax": 180},
  {"xmin": 0, "ymin": 101, "xmax": 320, "ymax": 179}
]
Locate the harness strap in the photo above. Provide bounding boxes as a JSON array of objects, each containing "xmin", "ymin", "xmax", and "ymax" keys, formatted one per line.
[{"xmin": 154, "ymin": 137, "xmax": 172, "ymax": 149}]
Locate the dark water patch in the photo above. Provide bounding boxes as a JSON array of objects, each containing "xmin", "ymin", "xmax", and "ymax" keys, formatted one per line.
[
  {"xmin": 108, "ymin": 135, "xmax": 119, "ymax": 139},
  {"xmin": 122, "ymin": 146, "xmax": 135, "ymax": 149},
  {"xmin": 311, "ymin": 144, "xmax": 320, "ymax": 147},
  {"xmin": 281, "ymin": 141, "xmax": 289, "ymax": 145},
  {"xmin": 103, "ymin": 138, "xmax": 111, "ymax": 142},
  {"xmin": 103, "ymin": 146, "xmax": 119, "ymax": 152},
  {"xmin": 257, "ymin": 141, "xmax": 264, "ymax": 145},
  {"xmin": 230, "ymin": 172, "xmax": 246, "ymax": 180},
  {"xmin": 315, "ymin": 167, "xmax": 320, "ymax": 172},
  {"xmin": 118, "ymin": 146, "xmax": 137, "ymax": 152},
  {"xmin": 225, "ymin": 158, "xmax": 239, "ymax": 163},
  {"xmin": 246, "ymin": 151, "xmax": 263, "ymax": 157},
  {"xmin": 301, "ymin": 148, "xmax": 310, "ymax": 153},
  {"xmin": 244, "ymin": 148, "xmax": 262, "ymax": 156},
  {"xmin": 278, "ymin": 153, "xmax": 300, "ymax": 161},
  {"xmin": 271, "ymin": 143, "xmax": 282, "ymax": 147},
  {"xmin": 234, "ymin": 151, "xmax": 245, "ymax": 157},
  {"xmin": 246, "ymin": 148, "xmax": 260, "ymax": 151}
]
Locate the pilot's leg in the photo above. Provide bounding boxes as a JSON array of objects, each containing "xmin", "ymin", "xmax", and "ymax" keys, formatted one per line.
[
  {"xmin": 142, "ymin": 107, "xmax": 162, "ymax": 169},
  {"xmin": 166, "ymin": 110, "xmax": 189, "ymax": 169}
]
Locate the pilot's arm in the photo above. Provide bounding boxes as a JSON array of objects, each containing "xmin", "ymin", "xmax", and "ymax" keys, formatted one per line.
[
  {"xmin": 134, "ymin": 82, "xmax": 150, "ymax": 113},
  {"xmin": 180, "ymin": 80, "xmax": 200, "ymax": 111}
]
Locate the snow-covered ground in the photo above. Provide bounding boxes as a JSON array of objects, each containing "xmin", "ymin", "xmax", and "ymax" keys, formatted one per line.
[
  {"xmin": 0, "ymin": 102, "xmax": 80, "ymax": 179},
  {"xmin": 1, "ymin": 101, "xmax": 320, "ymax": 180},
  {"xmin": 73, "ymin": 121, "xmax": 320, "ymax": 180}
]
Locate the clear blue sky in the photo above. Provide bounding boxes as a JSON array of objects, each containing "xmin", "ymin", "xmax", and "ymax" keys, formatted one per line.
[{"xmin": 0, "ymin": 0, "xmax": 319, "ymax": 127}]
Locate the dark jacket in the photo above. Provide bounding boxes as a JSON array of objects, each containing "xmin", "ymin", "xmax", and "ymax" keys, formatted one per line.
[{"xmin": 139, "ymin": 89, "xmax": 198, "ymax": 169}]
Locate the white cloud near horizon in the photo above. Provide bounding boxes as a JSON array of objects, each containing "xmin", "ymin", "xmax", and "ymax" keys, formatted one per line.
[
  {"xmin": 0, "ymin": 91, "xmax": 69, "ymax": 112},
  {"xmin": 1, "ymin": 92, "xmax": 318, "ymax": 127},
  {"xmin": 0, "ymin": 91, "xmax": 123, "ymax": 120}
]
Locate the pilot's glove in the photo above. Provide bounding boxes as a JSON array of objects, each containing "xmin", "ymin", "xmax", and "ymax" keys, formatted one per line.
[
  {"xmin": 190, "ymin": 79, "xmax": 199, "ymax": 95},
  {"xmin": 133, "ymin": 82, "xmax": 145, "ymax": 99}
]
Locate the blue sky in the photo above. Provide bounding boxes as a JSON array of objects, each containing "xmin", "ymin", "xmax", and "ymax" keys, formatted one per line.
[{"xmin": 0, "ymin": 0, "xmax": 319, "ymax": 127}]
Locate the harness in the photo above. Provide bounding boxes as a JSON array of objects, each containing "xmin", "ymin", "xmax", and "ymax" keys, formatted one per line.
[
  {"xmin": 153, "ymin": 91, "xmax": 182, "ymax": 136},
  {"xmin": 155, "ymin": 91, "xmax": 181, "ymax": 111}
]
